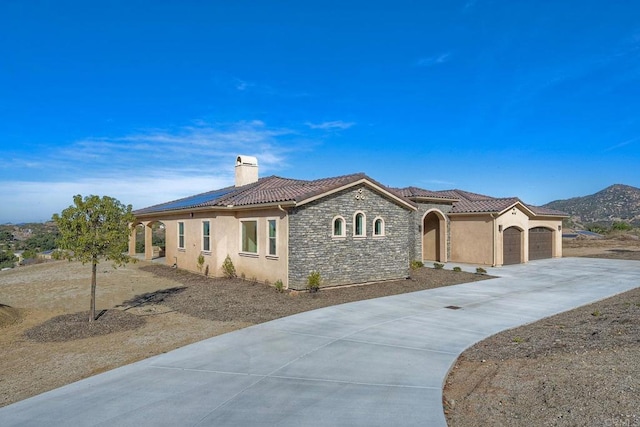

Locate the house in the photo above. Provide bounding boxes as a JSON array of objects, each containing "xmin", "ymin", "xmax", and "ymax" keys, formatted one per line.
[{"xmin": 131, "ymin": 156, "xmax": 566, "ymax": 290}]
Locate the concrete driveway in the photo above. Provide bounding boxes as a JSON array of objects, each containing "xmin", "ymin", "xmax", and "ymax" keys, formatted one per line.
[{"xmin": 1, "ymin": 257, "xmax": 638, "ymax": 426}]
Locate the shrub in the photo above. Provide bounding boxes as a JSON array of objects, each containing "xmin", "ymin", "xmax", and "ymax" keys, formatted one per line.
[
  {"xmin": 476, "ymin": 267, "xmax": 487, "ymax": 274},
  {"xmin": 433, "ymin": 262, "xmax": 444, "ymax": 269},
  {"xmin": 196, "ymin": 254, "xmax": 205, "ymax": 272},
  {"xmin": 512, "ymin": 336, "xmax": 524, "ymax": 344},
  {"xmin": 306, "ymin": 271, "xmax": 321, "ymax": 292},
  {"xmin": 453, "ymin": 266, "xmax": 462, "ymax": 272},
  {"xmin": 612, "ymin": 221, "xmax": 632, "ymax": 231},
  {"xmin": 410, "ymin": 260, "xmax": 424, "ymax": 270},
  {"xmin": 221, "ymin": 255, "xmax": 236, "ymax": 278},
  {"xmin": 274, "ymin": 279, "xmax": 284, "ymax": 293}
]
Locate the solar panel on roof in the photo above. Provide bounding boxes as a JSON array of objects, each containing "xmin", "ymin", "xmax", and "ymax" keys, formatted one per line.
[{"xmin": 138, "ymin": 188, "xmax": 235, "ymax": 213}]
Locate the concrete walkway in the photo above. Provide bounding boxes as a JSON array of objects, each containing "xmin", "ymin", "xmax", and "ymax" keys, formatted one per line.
[{"xmin": 2, "ymin": 257, "xmax": 638, "ymax": 426}]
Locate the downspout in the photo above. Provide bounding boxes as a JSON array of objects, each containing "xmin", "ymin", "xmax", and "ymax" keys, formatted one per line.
[
  {"xmin": 277, "ymin": 205, "xmax": 289, "ymax": 289},
  {"xmin": 491, "ymin": 213, "xmax": 498, "ymax": 267}
]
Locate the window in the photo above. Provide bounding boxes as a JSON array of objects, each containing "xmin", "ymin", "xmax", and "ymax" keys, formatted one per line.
[
  {"xmin": 267, "ymin": 219, "xmax": 277, "ymax": 256},
  {"xmin": 354, "ymin": 212, "xmax": 366, "ymax": 237},
  {"xmin": 178, "ymin": 221, "xmax": 185, "ymax": 249},
  {"xmin": 374, "ymin": 217, "xmax": 385, "ymax": 236},
  {"xmin": 241, "ymin": 220, "xmax": 258, "ymax": 253},
  {"xmin": 202, "ymin": 221, "xmax": 210, "ymax": 252},
  {"xmin": 332, "ymin": 216, "xmax": 345, "ymax": 237}
]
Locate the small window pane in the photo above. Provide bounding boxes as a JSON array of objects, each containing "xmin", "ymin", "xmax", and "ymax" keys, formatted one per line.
[
  {"xmin": 333, "ymin": 218, "xmax": 343, "ymax": 236},
  {"xmin": 355, "ymin": 213, "xmax": 364, "ymax": 236},
  {"xmin": 203, "ymin": 221, "xmax": 210, "ymax": 251},
  {"xmin": 242, "ymin": 221, "xmax": 257, "ymax": 253},
  {"xmin": 268, "ymin": 219, "xmax": 277, "ymax": 256},
  {"xmin": 374, "ymin": 219, "xmax": 383, "ymax": 235},
  {"xmin": 178, "ymin": 222, "xmax": 185, "ymax": 249}
]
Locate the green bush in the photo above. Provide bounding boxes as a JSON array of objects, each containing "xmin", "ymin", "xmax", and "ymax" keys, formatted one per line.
[
  {"xmin": 476, "ymin": 267, "xmax": 487, "ymax": 274},
  {"xmin": 410, "ymin": 260, "xmax": 424, "ymax": 270},
  {"xmin": 612, "ymin": 221, "xmax": 632, "ymax": 231},
  {"xmin": 306, "ymin": 271, "xmax": 321, "ymax": 292},
  {"xmin": 196, "ymin": 254, "xmax": 205, "ymax": 272},
  {"xmin": 274, "ymin": 279, "xmax": 284, "ymax": 293},
  {"xmin": 452, "ymin": 266, "xmax": 462, "ymax": 272},
  {"xmin": 433, "ymin": 262, "xmax": 444, "ymax": 269},
  {"xmin": 221, "ymin": 255, "xmax": 236, "ymax": 278}
]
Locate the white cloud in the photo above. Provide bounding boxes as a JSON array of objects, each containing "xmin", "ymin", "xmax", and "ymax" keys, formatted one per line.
[
  {"xmin": 0, "ymin": 174, "xmax": 233, "ymax": 224},
  {"xmin": 604, "ymin": 137, "xmax": 638, "ymax": 152},
  {"xmin": 305, "ymin": 121, "xmax": 355, "ymax": 130},
  {"xmin": 0, "ymin": 120, "xmax": 305, "ymax": 223},
  {"xmin": 417, "ymin": 53, "xmax": 452, "ymax": 68}
]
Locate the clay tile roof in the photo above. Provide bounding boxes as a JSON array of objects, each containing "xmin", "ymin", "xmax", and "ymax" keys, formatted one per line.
[
  {"xmin": 134, "ymin": 172, "xmax": 410, "ymax": 214},
  {"xmin": 451, "ymin": 197, "xmax": 521, "ymax": 214},
  {"xmin": 392, "ymin": 186, "xmax": 458, "ymax": 200},
  {"xmin": 528, "ymin": 205, "xmax": 568, "ymax": 216}
]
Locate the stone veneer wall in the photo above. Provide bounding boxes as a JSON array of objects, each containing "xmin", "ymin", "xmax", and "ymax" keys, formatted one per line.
[
  {"xmin": 288, "ymin": 185, "xmax": 412, "ymax": 290},
  {"xmin": 409, "ymin": 202, "xmax": 453, "ymax": 262}
]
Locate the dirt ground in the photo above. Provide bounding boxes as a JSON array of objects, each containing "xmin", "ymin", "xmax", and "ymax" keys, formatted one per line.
[
  {"xmin": 0, "ymin": 259, "xmax": 486, "ymax": 408},
  {"xmin": 1, "ymin": 237, "xmax": 638, "ymax": 425},
  {"xmin": 444, "ymin": 236, "xmax": 640, "ymax": 427}
]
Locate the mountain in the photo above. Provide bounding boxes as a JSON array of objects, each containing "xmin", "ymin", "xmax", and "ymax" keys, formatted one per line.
[{"xmin": 543, "ymin": 184, "xmax": 640, "ymax": 226}]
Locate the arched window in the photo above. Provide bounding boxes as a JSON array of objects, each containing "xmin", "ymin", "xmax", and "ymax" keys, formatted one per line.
[
  {"xmin": 373, "ymin": 217, "xmax": 385, "ymax": 236},
  {"xmin": 332, "ymin": 216, "xmax": 346, "ymax": 237},
  {"xmin": 354, "ymin": 212, "xmax": 366, "ymax": 237}
]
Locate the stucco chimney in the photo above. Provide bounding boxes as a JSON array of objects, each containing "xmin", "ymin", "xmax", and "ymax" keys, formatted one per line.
[{"xmin": 235, "ymin": 155, "xmax": 259, "ymax": 187}]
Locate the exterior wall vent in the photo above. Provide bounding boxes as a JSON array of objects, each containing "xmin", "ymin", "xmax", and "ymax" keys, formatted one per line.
[{"xmin": 235, "ymin": 155, "xmax": 259, "ymax": 187}]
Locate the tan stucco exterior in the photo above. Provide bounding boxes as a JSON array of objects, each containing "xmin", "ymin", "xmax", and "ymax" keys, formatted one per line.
[
  {"xmin": 131, "ymin": 207, "xmax": 290, "ymax": 288},
  {"xmin": 449, "ymin": 204, "xmax": 564, "ymax": 267},
  {"xmin": 449, "ymin": 215, "xmax": 494, "ymax": 265}
]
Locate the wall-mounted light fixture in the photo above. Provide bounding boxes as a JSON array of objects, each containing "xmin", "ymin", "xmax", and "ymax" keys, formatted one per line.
[
  {"xmin": 558, "ymin": 225, "xmax": 562, "ymax": 231},
  {"xmin": 498, "ymin": 225, "xmax": 503, "ymax": 232}
]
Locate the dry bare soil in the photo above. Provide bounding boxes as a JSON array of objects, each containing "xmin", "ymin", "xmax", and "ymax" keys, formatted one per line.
[
  {"xmin": 1, "ymin": 237, "xmax": 638, "ymax": 426},
  {"xmin": 445, "ymin": 236, "xmax": 640, "ymax": 427},
  {"xmin": 0, "ymin": 260, "xmax": 485, "ymax": 408}
]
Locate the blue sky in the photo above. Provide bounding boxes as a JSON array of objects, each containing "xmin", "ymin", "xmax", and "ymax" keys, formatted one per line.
[{"xmin": 1, "ymin": 1, "xmax": 639, "ymax": 223}]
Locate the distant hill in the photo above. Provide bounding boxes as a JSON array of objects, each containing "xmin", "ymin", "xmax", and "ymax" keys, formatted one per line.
[{"xmin": 543, "ymin": 184, "xmax": 640, "ymax": 226}]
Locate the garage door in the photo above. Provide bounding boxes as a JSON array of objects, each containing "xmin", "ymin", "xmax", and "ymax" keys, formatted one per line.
[
  {"xmin": 529, "ymin": 227, "xmax": 553, "ymax": 260},
  {"xmin": 503, "ymin": 227, "xmax": 522, "ymax": 265}
]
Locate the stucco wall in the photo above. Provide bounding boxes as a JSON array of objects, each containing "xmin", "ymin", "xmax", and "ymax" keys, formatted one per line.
[
  {"xmin": 410, "ymin": 203, "xmax": 452, "ymax": 262},
  {"xmin": 449, "ymin": 215, "xmax": 494, "ymax": 265},
  {"xmin": 288, "ymin": 185, "xmax": 412, "ymax": 290},
  {"xmin": 139, "ymin": 208, "xmax": 289, "ymax": 287},
  {"xmin": 495, "ymin": 207, "xmax": 564, "ymax": 265}
]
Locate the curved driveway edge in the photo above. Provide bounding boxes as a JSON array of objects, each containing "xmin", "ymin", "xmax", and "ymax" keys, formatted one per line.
[{"xmin": 1, "ymin": 257, "xmax": 638, "ymax": 426}]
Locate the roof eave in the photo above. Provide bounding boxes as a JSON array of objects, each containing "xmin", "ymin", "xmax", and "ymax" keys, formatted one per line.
[
  {"xmin": 295, "ymin": 178, "xmax": 418, "ymax": 211},
  {"xmin": 134, "ymin": 201, "xmax": 297, "ymax": 219}
]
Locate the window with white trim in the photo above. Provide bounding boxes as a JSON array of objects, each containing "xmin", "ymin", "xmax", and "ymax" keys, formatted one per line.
[
  {"xmin": 354, "ymin": 212, "xmax": 366, "ymax": 237},
  {"xmin": 241, "ymin": 220, "xmax": 258, "ymax": 253},
  {"xmin": 332, "ymin": 216, "xmax": 346, "ymax": 237},
  {"xmin": 178, "ymin": 221, "xmax": 185, "ymax": 249},
  {"xmin": 202, "ymin": 220, "xmax": 211, "ymax": 252},
  {"xmin": 267, "ymin": 219, "xmax": 277, "ymax": 256},
  {"xmin": 373, "ymin": 217, "xmax": 385, "ymax": 236}
]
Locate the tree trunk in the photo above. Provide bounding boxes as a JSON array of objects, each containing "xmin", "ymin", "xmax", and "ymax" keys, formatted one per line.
[{"xmin": 89, "ymin": 259, "xmax": 97, "ymax": 322}]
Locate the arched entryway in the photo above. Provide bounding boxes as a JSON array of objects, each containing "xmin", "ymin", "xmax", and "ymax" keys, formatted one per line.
[
  {"xmin": 422, "ymin": 210, "xmax": 446, "ymax": 262},
  {"xmin": 129, "ymin": 221, "xmax": 166, "ymax": 260},
  {"xmin": 503, "ymin": 226, "xmax": 523, "ymax": 265}
]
